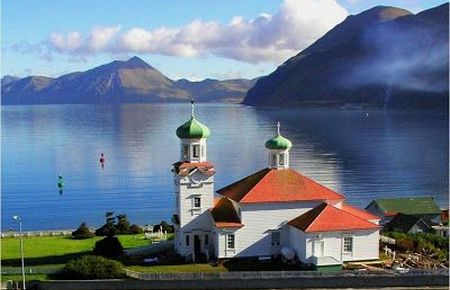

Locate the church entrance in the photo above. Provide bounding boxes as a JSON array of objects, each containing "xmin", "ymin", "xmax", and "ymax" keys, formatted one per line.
[{"xmin": 194, "ymin": 235, "xmax": 201, "ymax": 255}]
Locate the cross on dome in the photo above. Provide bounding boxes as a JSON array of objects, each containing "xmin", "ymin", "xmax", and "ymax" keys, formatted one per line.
[
  {"xmin": 191, "ymin": 99, "xmax": 195, "ymax": 117},
  {"xmin": 277, "ymin": 122, "xmax": 281, "ymax": 135}
]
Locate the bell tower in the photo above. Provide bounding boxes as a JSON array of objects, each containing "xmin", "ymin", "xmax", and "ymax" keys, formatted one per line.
[
  {"xmin": 176, "ymin": 100, "xmax": 209, "ymax": 163},
  {"xmin": 265, "ymin": 122, "xmax": 292, "ymax": 169},
  {"xmin": 172, "ymin": 100, "xmax": 215, "ymax": 261}
]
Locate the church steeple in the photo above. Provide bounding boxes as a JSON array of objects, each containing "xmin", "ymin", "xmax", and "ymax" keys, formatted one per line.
[
  {"xmin": 176, "ymin": 99, "xmax": 210, "ymax": 162},
  {"xmin": 265, "ymin": 122, "xmax": 292, "ymax": 169}
]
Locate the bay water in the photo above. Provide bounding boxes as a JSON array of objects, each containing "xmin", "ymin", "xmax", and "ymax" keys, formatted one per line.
[{"xmin": 2, "ymin": 104, "xmax": 448, "ymax": 231}]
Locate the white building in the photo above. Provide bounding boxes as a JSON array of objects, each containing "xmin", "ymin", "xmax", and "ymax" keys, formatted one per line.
[{"xmin": 172, "ymin": 103, "xmax": 380, "ymax": 269}]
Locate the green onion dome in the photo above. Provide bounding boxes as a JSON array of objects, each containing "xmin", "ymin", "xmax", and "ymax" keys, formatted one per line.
[
  {"xmin": 176, "ymin": 116, "xmax": 210, "ymax": 139},
  {"xmin": 265, "ymin": 134, "xmax": 292, "ymax": 150}
]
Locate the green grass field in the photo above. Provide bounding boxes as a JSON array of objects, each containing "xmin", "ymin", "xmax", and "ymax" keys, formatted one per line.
[
  {"xmin": 1, "ymin": 234, "xmax": 227, "ymax": 282},
  {"xmin": 1, "ymin": 234, "xmax": 150, "ymax": 267}
]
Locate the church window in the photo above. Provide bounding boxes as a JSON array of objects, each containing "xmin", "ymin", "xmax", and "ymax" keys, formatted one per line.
[
  {"xmin": 271, "ymin": 231, "xmax": 280, "ymax": 246},
  {"xmin": 343, "ymin": 237, "xmax": 353, "ymax": 252},
  {"xmin": 193, "ymin": 197, "xmax": 201, "ymax": 208},
  {"xmin": 186, "ymin": 235, "xmax": 190, "ymax": 246},
  {"xmin": 227, "ymin": 234, "xmax": 235, "ymax": 249},
  {"xmin": 193, "ymin": 145, "xmax": 200, "ymax": 158},
  {"xmin": 272, "ymin": 154, "xmax": 277, "ymax": 166},
  {"xmin": 205, "ymin": 234, "xmax": 209, "ymax": 245},
  {"xmin": 183, "ymin": 145, "xmax": 189, "ymax": 159},
  {"xmin": 279, "ymin": 153, "xmax": 285, "ymax": 165}
]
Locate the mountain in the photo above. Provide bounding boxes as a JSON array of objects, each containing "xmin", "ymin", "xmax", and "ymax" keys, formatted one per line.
[
  {"xmin": 244, "ymin": 4, "xmax": 449, "ymax": 110},
  {"xmin": 1, "ymin": 75, "xmax": 20, "ymax": 86},
  {"xmin": 1, "ymin": 56, "xmax": 256, "ymax": 105}
]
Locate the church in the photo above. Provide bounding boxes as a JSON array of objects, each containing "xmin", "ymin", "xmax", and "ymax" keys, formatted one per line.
[{"xmin": 171, "ymin": 103, "xmax": 380, "ymax": 269}]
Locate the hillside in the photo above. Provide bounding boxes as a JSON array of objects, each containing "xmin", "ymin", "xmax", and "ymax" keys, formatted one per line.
[
  {"xmin": 2, "ymin": 56, "xmax": 256, "ymax": 105},
  {"xmin": 244, "ymin": 4, "xmax": 449, "ymax": 110}
]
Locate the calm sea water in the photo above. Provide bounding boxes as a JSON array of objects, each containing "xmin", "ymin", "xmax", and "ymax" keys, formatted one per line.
[{"xmin": 2, "ymin": 104, "xmax": 448, "ymax": 231}]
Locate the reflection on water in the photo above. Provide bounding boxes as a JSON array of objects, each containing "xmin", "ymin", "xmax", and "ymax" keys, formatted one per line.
[{"xmin": 2, "ymin": 104, "xmax": 448, "ymax": 230}]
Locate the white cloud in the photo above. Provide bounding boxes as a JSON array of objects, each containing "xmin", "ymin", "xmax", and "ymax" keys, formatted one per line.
[{"xmin": 45, "ymin": 0, "xmax": 348, "ymax": 64}]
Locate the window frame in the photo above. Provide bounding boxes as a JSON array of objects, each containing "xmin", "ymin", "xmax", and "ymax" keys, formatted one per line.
[
  {"xmin": 271, "ymin": 154, "xmax": 277, "ymax": 166},
  {"xmin": 279, "ymin": 153, "xmax": 285, "ymax": 166},
  {"xmin": 271, "ymin": 231, "xmax": 280, "ymax": 246},
  {"xmin": 183, "ymin": 145, "xmax": 189, "ymax": 159},
  {"xmin": 227, "ymin": 234, "xmax": 235, "ymax": 249},
  {"xmin": 193, "ymin": 197, "xmax": 201, "ymax": 209},
  {"xmin": 192, "ymin": 145, "xmax": 200, "ymax": 158},
  {"xmin": 343, "ymin": 237, "xmax": 353, "ymax": 253}
]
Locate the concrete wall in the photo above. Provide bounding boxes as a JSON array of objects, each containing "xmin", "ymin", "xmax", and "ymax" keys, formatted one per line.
[{"xmin": 29, "ymin": 270, "xmax": 449, "ymax": 290}]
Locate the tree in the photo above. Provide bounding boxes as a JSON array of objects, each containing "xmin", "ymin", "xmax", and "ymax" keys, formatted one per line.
[
  {"xmin": 71, "ymin": 222, "xmax": 94, "ymax": 239},
  {"xmin": 95, "ymin": 211, "xmax": 117, "ymax": 237},
  {"xmin": 93, "ymin": 236, "xmax": 124, "ymax": 257},
  {"xmin": 116, "ymin": 214, "xmax": 130, "ymax": 234},
  {"xmin": 129, "ymin": 224, "xmax": 143, "ymax": 234}
]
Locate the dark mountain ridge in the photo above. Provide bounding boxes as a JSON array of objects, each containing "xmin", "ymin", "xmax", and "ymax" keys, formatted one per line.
[
  {"xmin": 244, "ymin": 3, "xmax": 449, "ymax": 110},
  {"xmin": 2, "ymin": 56, "xmax": 256, "ymax": 105}
]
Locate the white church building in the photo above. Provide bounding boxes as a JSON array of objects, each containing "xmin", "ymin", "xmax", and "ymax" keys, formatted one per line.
[{"xmin": 172, "ymin": 103, "xmax": 380, "ymax": 269}]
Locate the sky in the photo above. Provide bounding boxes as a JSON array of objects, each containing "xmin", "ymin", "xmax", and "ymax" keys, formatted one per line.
[{"xmin": 1, "ymin": 0, "xmax": 447, "ymax": 80}]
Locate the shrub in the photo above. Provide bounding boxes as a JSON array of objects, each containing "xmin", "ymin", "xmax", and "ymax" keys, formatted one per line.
[
  {"xmin": 395, "ymin": 237, "xmax": 415, "ymax": 251},
  {"xmin": 94, "ymin": 236, "xmax": 124, "ymax": 257},
  {"xmin": 95, "ymin": 223, "xmax": 117, "ymax": 237},
  {"xmin": 129, "ymin": 224, "xmax": 143, "ymax": 234},
  {"xmin": 63, "ymin": 255, "xmax": 124, "ymax": 279},
  {"xmin": 71, "ymin": 222, "xmax": 94, "ymax": 239}
]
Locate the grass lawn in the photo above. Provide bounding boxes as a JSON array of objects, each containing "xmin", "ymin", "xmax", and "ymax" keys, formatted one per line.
[
  {"xmin": 126, "ymin": 263, "xmax": 227, "ymax": 273},
  {"xmin": 1, "ymin": 274, "xmax": 49, "ymax": 282},
  {"xmin": 1, "ymin": 234, "xmax": 150, "ymax": 267}
]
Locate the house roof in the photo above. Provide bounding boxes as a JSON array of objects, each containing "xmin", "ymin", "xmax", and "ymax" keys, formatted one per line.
[
  {"xmin": 217, "ymin": 168, "xmax": 345, "ymax": 204},
  {"xmin": 210, "ymin": 198, "xmax": 243, "ymax": 228},
  {"xmin": 384, "ymin": 213, "xmax": 432, "ymax": 233},
  {"xmin": 368, "ymin": 197, "xmax": 441, "ymax": 216},
  {"xmin": 172, "ymin": 161, "xmax": 215, "ymax": 177},
  {"xmin": 341, "ymin": 203, "xmax": 380, "ymax": 220},
  {"xmin": 288, "ymin": 203, "xmax": 380, "ymax": 233}
]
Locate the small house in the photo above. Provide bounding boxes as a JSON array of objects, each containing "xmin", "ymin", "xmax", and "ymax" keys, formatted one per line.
[
  {"xmin": 365, "ymin": 197, "xmax": 441, "ymax": 225},
  {"xmin": 383, "ymin": 213, "xmax": 433, "ymax": 234}
]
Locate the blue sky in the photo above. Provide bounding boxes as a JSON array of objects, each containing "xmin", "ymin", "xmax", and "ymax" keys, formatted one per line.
[{"xmin": 1, "ymin": 0, "xmax": 447, "ymax": 80}]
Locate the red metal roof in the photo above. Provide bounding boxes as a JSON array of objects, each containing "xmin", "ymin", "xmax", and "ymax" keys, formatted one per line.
[
  {"xmin": 210, "ymin": 198, "xmax": 243, "ymax": 228},
  {"xmin": 172, "ymin": 161, "xmax": 215, "ymax": 177},
  {"xmin": 288, "ymin": 203, "xmax": 380, "ymax": 233},
  {"xmin": 340, "ymin": 203, "xmax": 381, "ymax": 221},
  {"xmin": 217, "ymin": 168, "xmax": 345, "ymax": 204}
]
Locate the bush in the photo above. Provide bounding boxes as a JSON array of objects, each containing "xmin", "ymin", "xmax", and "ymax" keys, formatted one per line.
[
  {"xmin": 94, "ymin": 236, "xmax": 124, "ymax": 257},
  {"xmin": 129, "ymin": 224, "xmax": 143, "ymax": 234},
  {"xmin": 71, "ymin": 222, "xmax": 94, "ymax": 239},
  {"xmin": 63, "ymin": 255, "xmax": 124, "ymax": 279}
]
